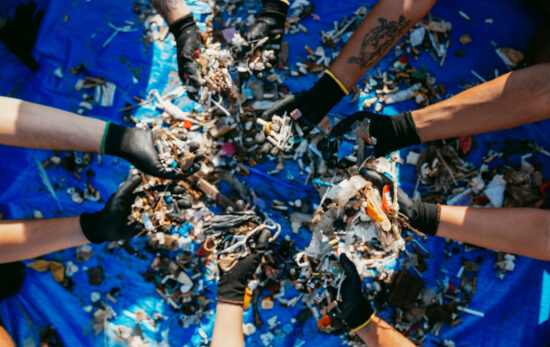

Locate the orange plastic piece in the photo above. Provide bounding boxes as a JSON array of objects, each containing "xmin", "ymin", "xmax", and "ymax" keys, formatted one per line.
[
  {"xmin": 317, "ymin": 314, "xmax": 332, "ymax": 329},
  {"xmin": 183, "ymin": 120, "xmax": 193, "ymax": 129},
  {"xmin": 366, "ymin": 201, "xmax": 384, "ymax": 222},
  {"xmin": 243, "ymin": 288, "xmax": 253, "ymax": 309}
]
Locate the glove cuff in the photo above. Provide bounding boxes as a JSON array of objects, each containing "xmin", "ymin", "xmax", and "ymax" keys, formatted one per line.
[
  {"xmin": 169, "ymin": 13, "xmax": 197, "ymax": 38},
  {"xmin": 350, "ymin": 310, "xmax": 376, "ymax": 332},
  {"xmin": 103, "ymin": 122, "xmax": 128, "ymax": 157},
  {"xmin": 410, "ymin": 202, "xmax": 440, "ymax": 236},
  {"xmin": 80, "ymin": 212, "xmax": 103, "ymax": 244},
  {"xmin": 373, "ymin": 111, "xmax": 421, "ymax": 156},
  {"xmin": 261, "ymin": 0, "xmax": 289, "ymax": 19},
  {"xmin": 345, "ymin": 296, "xmax": 375, "ymax": 331},
  {"xmin": 216, "ymin": 281, "xmax": 246, "ymax": 305},
  {"xmin": 306, "ymin": 71, "xmax": 348, "ymax": 125}
]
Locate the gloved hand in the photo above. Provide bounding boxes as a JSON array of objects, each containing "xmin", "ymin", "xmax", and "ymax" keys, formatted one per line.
[
  {"xmin": 103, "ymin": 122, "xmax": 199, "ymax": 179},
  {"xmin": 169, "ymin": 14, "xmax": 204, "ymax": 100},
  {"xmin": 360, "ymin": 168, "xmax": 440, "ymax": 236},
  {"xmin": 338, "ymin": 254, "xmax": 375, "ymax": 332},
  {"xmin": 262, "ymin": 71, "xmax": 349, "ymax": 133},
  {"xmin": 246, "ymin": 0, "xmax": 289, "ymax": 47},
  {"xmin": 0, "ymin": 262, "xmax": 26, "ymax": 300},
  {"xmin": 0, "ymin": 2, "xmax": 44, "ymax": 71},
  {"xmin": 80, "ymin": 175, "xmax": 142, "ymax": 244},
  {"xmin": 217, "ymin": 229, "xmax": 271, "ymax": 305},
  {"xmin": 329, "ymin": 111, "xmax": 421, "ymax": 157}
]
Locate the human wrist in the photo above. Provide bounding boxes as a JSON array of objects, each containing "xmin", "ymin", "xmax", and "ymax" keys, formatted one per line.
[
  {"xmin": 169, "ymin": 14, "xmax": 197, "ymax": 39},
  {"xmin": 344, "ymin": 296, "xmax": 375, "ymax": 331},
  {"xmin": 103, "ymin": 122, "xmax": 130, "ymax": 157},
  {"xmin": 372, "ymin": 111, "xmax": 421, "ymax": 156},
  {"xmin": 410, "ymin": 201, "xmax": 440, "ymax": 236},
  {"xmin": 305, "ymin": 71, "xmax": 348, "ymax": 124},
  {"xmin": 217, "ymin": 277, "xmax": 247, "ymax": 304},
  {"xmin": 261, "ymin": 0, "xmax": 289, "ymax": 19},
  {"xmin": 79, "ymin": 212, "xmax": 103, "ymax": 244}
]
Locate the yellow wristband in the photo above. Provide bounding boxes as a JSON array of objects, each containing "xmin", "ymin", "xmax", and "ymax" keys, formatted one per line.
[
  {"xmin": 278, "ymin": 0, "xmax": 290, "ymax": 5},
  {"xmin": 351, "ymin": 311, "xmax": 376, "ymax": 332},
  {"xmin": 324, "ymin": 70, "xmax": 350, "ymax": 95}
]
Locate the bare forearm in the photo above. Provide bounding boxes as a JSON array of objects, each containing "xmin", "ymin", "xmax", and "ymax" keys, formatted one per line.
[
  {"xmin": 330, "ymin": 0, "xmax": 436, "ymax": 89},
  {"xmin": 0, "ymin": 217, "xmax": 88, "ymax": 263},
  {"xmin": 211, "ymin": 302, "xmax": 244, "ymax": 347},
  {"xmin": 149, "ymin": 0, "xmax": 190, "ymax": 24},
  {"xmin": 0, "ymin": 97, "xmax": 106, "ymax": 152},
  {"xmin": 356, "ymin": 315, "xmax": 414, "ymax": 347},
  {"xmin": 437, "ymin": 206, "xmax": 550, "ymax": 261},
  {"xmin": 413, "ymin": 63, "xmax": 550, "ymax": 142}
]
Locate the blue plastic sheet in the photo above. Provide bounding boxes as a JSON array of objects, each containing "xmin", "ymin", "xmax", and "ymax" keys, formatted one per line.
[{"xmin": 1, "ymin": 0, "xmax": 549, "ymax": 345}]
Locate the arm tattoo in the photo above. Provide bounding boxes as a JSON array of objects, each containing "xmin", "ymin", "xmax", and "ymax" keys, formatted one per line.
[
  {"xmin": 347, "ymin": 15, "xmax": 412, "ymax": 69},
  {"xmin": 150, "ymin": 0, "xmax": 185, "ymax": 19}
]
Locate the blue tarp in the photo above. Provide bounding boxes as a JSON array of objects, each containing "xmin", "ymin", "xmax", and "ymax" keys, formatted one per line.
[{"xmin": 0, "ymin": 0, "xmax": 549, "ymax": 346}]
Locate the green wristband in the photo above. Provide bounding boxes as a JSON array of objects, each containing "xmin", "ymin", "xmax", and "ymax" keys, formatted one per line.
[{"xmin": 101, "ymin": 121, "xmax": 111, "ymax": 155}]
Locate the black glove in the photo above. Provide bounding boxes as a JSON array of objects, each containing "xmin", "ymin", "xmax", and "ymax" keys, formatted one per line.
[
  {"xmin": 169, "ymin": 14, "xmax": 203, "ymax": 100},
  {"xmin": 80, "ymin": 175, "xmax": 142, "ymax": 244},
  {"xmin": 0, "ymin": 262, "xmax": 26, "ymax": 300},
  {"xmin": 338, "ymin": 254, "xmax": 375, "ymax": 331},
  {"xmin": 217, "ymin": 229, "xmax": 271, "ymax": 305},
  {"xmin": 246, "ymin": 0, "xmax": 289, "ymax": 46},
  {"xmin": 0, "ymin": 2, "xmax": 44, "ymax": 71},
  {"xmin": 330, "ymin": 111, "xmax": 421, "ymax": 157},
  {"xmin": 262, "ymin": 72, "xmax": 348, "ymax": 132},
  {"xmin": 360, "ymin": 168, "xmax": 440, "ymax": 236},
  {"xmin": 103, "ymin": 122, "xmax": 198, "ymax": 179}
]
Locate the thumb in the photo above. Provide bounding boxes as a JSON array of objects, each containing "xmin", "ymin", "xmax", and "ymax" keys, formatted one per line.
[
  {"xmin": 255, "ymin": 229, "xmax": 272, "ymax": 252},
  {"xmin": 116, "ymin": 175, "xmax": 142, "ymax": 197},
  {"xmin": 359, "ymin": 168, "xmax": 389, "ymax": 191}
]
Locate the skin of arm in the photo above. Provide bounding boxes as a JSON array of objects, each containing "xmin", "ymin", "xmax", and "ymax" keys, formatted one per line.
[
  {"xmin": 356, "ymin": 315, "xmax": 415, "ymax": 347},
  {"xmin": 330, "ymin": 0, "xmax": 437, "ymax": 89},
  {"xmin": 149, "ymin": 0, "xmax": 191, "ymax": 24},
  {"xmin": 437, "ymin": 206, "xmax": 550, "ymax": 261},
  {"xmin": 0, "ymin": 96, "xmax": 105, "ymax": 152},
  {"xmin": 211, "ymin": 302, "xmax": 244, "ymax": 347},
  {"xmin": 0, "ymin": 217, "xmax": 88, "ymax": 263},
  {"xmin": 0, "ymin": 326, "xmax": 15, "ymax": 347},
  {"xmin": 412, "ymin": 62, "xmax": 550, "ymax": 142}
]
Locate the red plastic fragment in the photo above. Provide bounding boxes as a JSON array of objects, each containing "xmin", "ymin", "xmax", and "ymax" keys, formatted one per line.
[{"xmin": 458, "ymin": 136, "xmax": 472, "ymax": 156}]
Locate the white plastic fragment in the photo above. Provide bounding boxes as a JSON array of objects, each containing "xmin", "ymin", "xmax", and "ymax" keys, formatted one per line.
[
  {"xmin": 176, "ymin": 272, "xmax": 194, "ymax": 293},
  {"xmin": 409, "ymin": 27, "xmax": 426, "ymax": 47},
  {"xmin": 243, "ymin": 323, "xmax": 256, "ymax": 336},
  {"xmin": 483, "ymin": 175, "xmax": 506, "ymax": 207}
]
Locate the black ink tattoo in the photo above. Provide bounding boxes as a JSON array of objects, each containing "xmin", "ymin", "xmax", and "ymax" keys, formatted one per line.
[
  {"xmin": 150, "ymin": 0, "xmax": 185, "ymax": 19},
  {"xmin": 347, "ymin": 15, "xmax": 412, "ymax": 69}
]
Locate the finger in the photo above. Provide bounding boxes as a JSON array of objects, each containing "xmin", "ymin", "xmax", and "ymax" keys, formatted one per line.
[
  {"xmin": 156, "ymin": 167, "xmax": 188, "ymax": 180},
  {"xmin": 255, "ymin": 229, "xmax": 272, "ymax": 252},
  {"xmin": 31, "ymin": 9, "xmax": 45, "ymax": 38},
  {"xmin": 261, "ymin": 95, "xmax": 293, "ymax": 119},
  {"xmin": 339, "ymin": 253, "xmax": 359, "ymax": 277},
  {"xmin": 20, "ymin": 54, "xmax": 39, "ymax": 72},
  {"xmin": 14, "ymin": 3, "xmax": 30, "ymax": 23}
]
